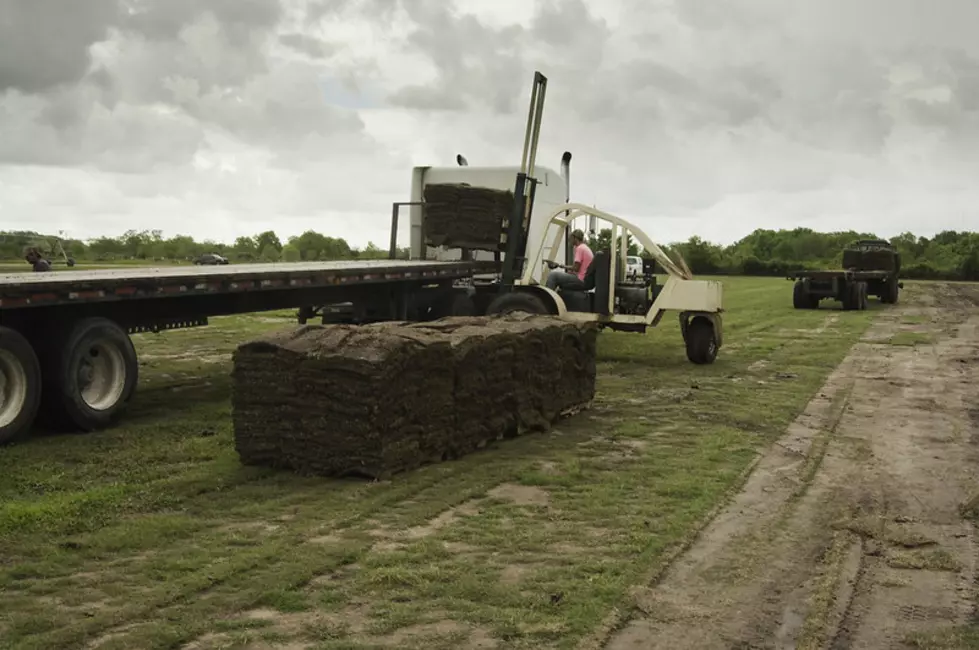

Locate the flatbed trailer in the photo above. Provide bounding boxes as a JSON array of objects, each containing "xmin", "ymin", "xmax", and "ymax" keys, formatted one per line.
[
  {"xmin": 0, "ymin": 259, "xmax": 495, "ymax": 444},
  {"xmin": 788, "ymin": 269, "xmax": 903, "ymax": 310}
]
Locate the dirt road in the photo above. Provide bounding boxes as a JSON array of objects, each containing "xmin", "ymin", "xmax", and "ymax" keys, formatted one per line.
[{"xmin": 604, "ymin": 282, "xmax": 979, "ymax": 649}]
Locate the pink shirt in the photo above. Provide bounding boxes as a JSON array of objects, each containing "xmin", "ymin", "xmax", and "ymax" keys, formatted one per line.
[{"xmin": 574, "ymin": 243, "xmax": 594, "ymax": 281}]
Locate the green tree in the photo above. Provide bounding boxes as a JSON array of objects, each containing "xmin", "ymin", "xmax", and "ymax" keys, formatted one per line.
[
  {"xmin": 260, "ymin": 244, "xmax": 281, "ymax": 262},
  {"xmin": 255, "ymin": 231, "xmax": 282, "ymax": 253},
  {"xmin": 587, "ymin": 228, "xmax": 639, "ymax": 256},
  {"xmin": 282, "ymin": 244, "xmax": 301, "ymax": 262}
]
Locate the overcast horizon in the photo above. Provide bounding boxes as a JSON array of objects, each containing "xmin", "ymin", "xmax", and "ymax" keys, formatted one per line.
[{"xmin": 2, "ymin": 0, "xmax": 977, "ymax": 248}]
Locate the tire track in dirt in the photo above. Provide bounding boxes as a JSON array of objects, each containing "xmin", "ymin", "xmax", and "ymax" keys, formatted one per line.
[{"xmin": 601, "ymin": 283, "xmax": 979, "ymax": 650}]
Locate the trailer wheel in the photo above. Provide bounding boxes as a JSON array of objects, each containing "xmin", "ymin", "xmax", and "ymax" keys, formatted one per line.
[
  {"xmin": 41, "ymin": 318, "xmax": 138, "ymax": 432},
  {"xmin": 792, "ymin": 281, "xmax": 806, "ymax": 309},
  {"xmin": 486, "ymin": 292, "xmax": 548, "ymax": 316},
  {"xmin": 793, "ymin": 281, "xmax": 818, "ymax": 309},
  {"xmin": 880, "ymin": 278, "xmax": 899, "ymax": 304},
  {"xmin": 842, "ymin": 282, "xmax": 859, "ymax": 311},
  {"xmin": 859, "ymin": 282, "xmax": 869, "ymax": 310},
  {"xmin": 684, "ymin": 317, "xmax": 718, "ymax": 365},
  {"xmin": 0, "ymin": 327, "xmax": 42, "ymax": 445}
]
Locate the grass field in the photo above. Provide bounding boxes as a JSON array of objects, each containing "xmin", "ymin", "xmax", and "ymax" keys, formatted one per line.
[{"xmin": 0, "ymin": 276, "xmax": 880, "ymax": 650}]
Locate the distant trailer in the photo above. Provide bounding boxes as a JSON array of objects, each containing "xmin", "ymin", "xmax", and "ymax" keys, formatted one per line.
[
  {"xmin": 0, "ymin": 259, "xmax": 495, "ymax": 444},
  {"xmin": 788, "ymin": 239, "xmax": 904, "ymax": 311},
  {"xmin": 787, "ymin": 269, "xmax": 904, "ymax": 310}
]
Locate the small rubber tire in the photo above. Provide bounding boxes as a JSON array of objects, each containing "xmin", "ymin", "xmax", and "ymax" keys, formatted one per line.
[
  {"xmin": 486, "ymin": 292, "xmax": 549, "ymax": 316},
  {"xmin": 40, "ymin": 318, "xmax": 139, "ymax": 432},
  {"xmin": 685, "ymin": 317, "xmax": 718, "ymax": 365},
  {"xmin": 0, "ymin": 326, "xmax": 42, "ymax": 445},
  {"xmin": 860, "ymin": 282, "xmax": 869, "ymax": 310}
]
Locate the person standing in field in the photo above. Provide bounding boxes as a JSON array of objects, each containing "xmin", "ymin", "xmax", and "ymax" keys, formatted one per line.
[{"xmin": 546, "ymin": 229, "xmax": 594, "ymax": 291}]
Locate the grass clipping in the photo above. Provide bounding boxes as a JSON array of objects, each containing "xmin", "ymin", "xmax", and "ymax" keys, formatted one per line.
[{"xmin": 231, "ymin": 314, "xmax": 598, "ymax": 479}]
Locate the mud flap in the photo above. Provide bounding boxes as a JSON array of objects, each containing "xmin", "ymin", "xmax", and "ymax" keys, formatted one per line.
[{"xmin": 679, "ymin": 311, "xmax": 723, "ymax": 349}]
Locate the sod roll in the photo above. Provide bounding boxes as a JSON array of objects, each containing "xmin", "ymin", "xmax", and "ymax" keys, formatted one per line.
[
  {"xmin": 423, "ymin": 183, "xmax": 513, "ymax": 251},
  {"xmin": 232, "ymin": 314, "xmax": 597, "ymax": 479}
]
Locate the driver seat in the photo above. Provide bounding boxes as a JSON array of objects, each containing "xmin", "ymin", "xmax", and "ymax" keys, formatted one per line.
[{"xmin": 557, "ymin": 250, "xmax": 609, "ymax": 312}]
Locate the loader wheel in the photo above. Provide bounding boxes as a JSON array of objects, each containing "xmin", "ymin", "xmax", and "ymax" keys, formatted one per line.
[
  {"xmin": 40, "ymin": 318, "xmax": 138, "ymax": 432},
  {"xmin": 486, "ymin": 292, "xmax": 548, "ymax": 316},
  {"xmin": 0, "ymin": 326, "xmax": 41, "ymax": 445},
  {"xmin": 684, "ymin": 317, "xmax": 718, "ymax": 365}
]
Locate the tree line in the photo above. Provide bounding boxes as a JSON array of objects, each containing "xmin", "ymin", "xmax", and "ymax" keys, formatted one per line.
[
  {"xmin": 2, "ymin": 227, "xmax": 977, "ymax": 281},
  {"xmin": 0, "ymin": 229, "xmax": 406, "ymax": 264}
]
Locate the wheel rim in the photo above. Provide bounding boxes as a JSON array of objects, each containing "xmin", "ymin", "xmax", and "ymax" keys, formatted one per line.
[
  {"xmin": 0, "ymin": 349, "xmax": 28, "ymax": 429},
  {"xmin": 76, "ymin": 340, "xmax": 127, "ymax": 411}
]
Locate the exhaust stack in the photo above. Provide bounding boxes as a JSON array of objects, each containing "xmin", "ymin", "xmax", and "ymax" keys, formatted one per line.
[{"xmin": 561, "ymin": 151, "xmax": 573, "ymax": 265}]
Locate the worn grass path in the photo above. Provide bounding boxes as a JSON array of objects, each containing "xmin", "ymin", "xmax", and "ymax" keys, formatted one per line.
[{"xmin": 0, "ymin": 276, "xmax": 878, "ymax": 650}]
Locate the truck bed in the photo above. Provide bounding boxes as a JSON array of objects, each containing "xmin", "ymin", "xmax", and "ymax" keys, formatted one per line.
[{"xmin": 0, "ymin": 260, "xmax": 491, "ymax": 309}]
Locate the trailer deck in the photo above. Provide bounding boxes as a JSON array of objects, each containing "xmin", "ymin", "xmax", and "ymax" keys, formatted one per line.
[
  {"xmin": 0, "ymin": 258, "xmax": 507, "ymax": 444},
  {"xmin": 0, "ymin": 260, "xmax": 491, "ymax": 308},
  {"xmin": 788, "ymin": 269, "xmax": 890, "ymax": 282}
]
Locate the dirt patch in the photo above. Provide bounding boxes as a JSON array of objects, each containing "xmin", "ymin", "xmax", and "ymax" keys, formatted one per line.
[
  {"xmin": 602, "ymin": 283, "xmax": 979, "ymax": 649},
  {"xmin": 500, "ymin": 564, "xmax": 534, "ymax": 585},
  {"xmin": 487, "ymin": 483, "xmax": 550, "ymax": 507},
  {"xmin": 236, "ymin": 602, "xmax": 372, "ymax": 638},
  {"xmin": 369, "ymin": 501, "xmax": 482, "ymax": 550},
  {"xmin": 141, "ymin": 351, "xmax": 227, "ymax": 365},
  {"xmin": 219, "ymin": 521, "xmax": 280, "ymax": 536},
  {"xmin": 307, "ymin": 563, "xmax": 360, "ymax": 587}
]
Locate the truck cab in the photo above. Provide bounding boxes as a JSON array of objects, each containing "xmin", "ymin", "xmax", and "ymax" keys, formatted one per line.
[{"xmin": 408, "ymin": 165, "xmax": 571, "ymax": 285}]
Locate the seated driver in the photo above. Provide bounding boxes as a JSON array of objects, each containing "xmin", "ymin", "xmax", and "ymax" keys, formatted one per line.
[
  {"xmin": 546, "ymin": 229, "xmax": 593, "ymax": 291},
  {"xmin": 24, "ymin": 247, "xmax": 52, "ymax": 272}
]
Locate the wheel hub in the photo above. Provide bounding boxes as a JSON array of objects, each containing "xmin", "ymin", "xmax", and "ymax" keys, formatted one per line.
[
  {"xmin": 0, "ymin": 349, "xmax": 28, "ymax": 429},
  {"xmin": 77, "ymin": 342, "xmax": 127, "ymax": 411}
]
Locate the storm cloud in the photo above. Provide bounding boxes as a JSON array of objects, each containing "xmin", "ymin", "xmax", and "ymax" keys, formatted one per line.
[{"xmin": 0, "ymin": 0, "xmax": 977, "ymax": 245}]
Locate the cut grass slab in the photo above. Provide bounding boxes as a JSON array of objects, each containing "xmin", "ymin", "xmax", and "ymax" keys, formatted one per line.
[{"xmin": 0, "ymin": 276, "xmax": 880, "ymax": 650}]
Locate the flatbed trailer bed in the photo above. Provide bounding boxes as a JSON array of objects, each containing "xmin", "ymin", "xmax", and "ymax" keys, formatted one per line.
[{"xmin": 0, "ymin": 259, "xmax": 495, "ymax": 444}]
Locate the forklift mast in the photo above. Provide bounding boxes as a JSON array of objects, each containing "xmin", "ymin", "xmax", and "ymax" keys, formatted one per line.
[{"xmin": 500, "ymin": 71, "xmax": 547, "ymax": 288}]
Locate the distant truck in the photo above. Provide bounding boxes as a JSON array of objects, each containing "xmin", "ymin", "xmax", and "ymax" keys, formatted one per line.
[{"xmin": 788, "ymin": 239, "xmax": 903, "ymax": 310}]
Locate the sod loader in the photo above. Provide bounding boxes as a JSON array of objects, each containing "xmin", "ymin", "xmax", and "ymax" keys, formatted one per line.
[{"xmin": 316, "ymin": 71, "xmax": 724, "ymax": 364}]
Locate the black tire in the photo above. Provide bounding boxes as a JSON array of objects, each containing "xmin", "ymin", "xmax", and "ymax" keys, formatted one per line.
[
  {"xmin": 0, "ymin": 326, "xmax": 42, "ymax": 445},
  {"xmin": 485, "ymin": 292, "xmax": 549, "ymax": 316},
  {"xmin": 39, "ymin": 318, "xmax": 139, "ymax": 432},
  {"xmin": 792, "ymin": 281, "xmax": 808, "ymax": 309},
  {"xmin": 685, "ymin": 317, "xmax": 718, "ymax": 365},
  {"xmin": 860, "ymin": 282, "xmax": 869, "ymax": 310},
  {"xmin": 841, "ymin": 282, "xmax": 857, "ymax": 311},
  {"xmin": 880, "ymin": 278, "xmax": 899, "ymax": 304}
]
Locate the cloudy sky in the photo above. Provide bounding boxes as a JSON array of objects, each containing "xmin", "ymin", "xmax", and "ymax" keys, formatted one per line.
[{"xmin": 1, "ymin": 0, "xmax": 977, "ymax": 248}]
